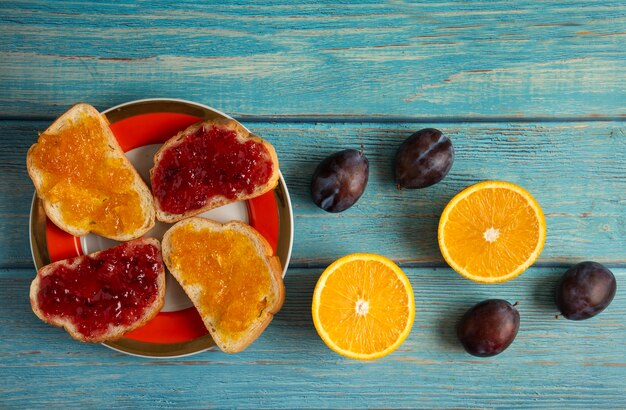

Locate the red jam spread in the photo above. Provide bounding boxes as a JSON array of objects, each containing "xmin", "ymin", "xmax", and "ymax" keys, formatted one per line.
[
  {"xmin": 36, "ymin": 242, "xmax": 163, "ymax": 340},
  {"xmin": 152, "ymin": 123, "xmax": 274, "ymax": 214}
]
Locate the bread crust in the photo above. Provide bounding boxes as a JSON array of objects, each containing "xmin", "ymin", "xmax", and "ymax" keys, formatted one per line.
[
  {"xmin": 162, "ymin": 217, "xmax": 285, "ymax": 353},
  {"xmin": 150, "ymin": 119, "xmax": 280, "ymax": 223},
  {"xmin": 26, "ymin": 103, "xmax": 155, "ymax": 241},
  {"xmin": 30, "ymin": 237, "xmax": 166, "ymax": 343}
]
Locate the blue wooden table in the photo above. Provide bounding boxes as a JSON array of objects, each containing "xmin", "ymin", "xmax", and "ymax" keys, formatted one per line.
[{"xmin": 1, "ymin": 1, "xmax": 625, "ymax": 408}]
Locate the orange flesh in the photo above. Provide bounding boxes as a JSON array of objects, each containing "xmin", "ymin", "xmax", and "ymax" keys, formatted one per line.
[
  {"xmin": 168, "ymin": 225, "xmax": 273, "ymax": 336},
  {"xmin": 29, "ymin": 114, "xmax": 144, "ymax": 237},
  {"xmin": 442, "ymin": 187, "xmax": 541, "ymax": 277},
  {"xmin": 317, "ymin": 259, "xmax": 411, "ymax": 355}
]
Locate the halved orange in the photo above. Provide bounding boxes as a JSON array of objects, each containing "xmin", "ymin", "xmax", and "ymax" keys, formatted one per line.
[
  {"xmin": 438, "ymin": 181, "xmax": 546, "ymax": 283},
  {"xmin": 311, "ymin": 253, "xmax": 415, "ymax": 360}
]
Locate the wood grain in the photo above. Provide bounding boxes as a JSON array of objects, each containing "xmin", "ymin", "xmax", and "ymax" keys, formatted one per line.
[
  {"xmin": 2, "ymin": 2, "xmax": 625, "ymax": 407},
  {"xmin": 2, "ymin": 267, "xmax": 624, "ymax": 408},
  {"xmin": 1, "ymin": 1, "xmax": 625, "ymax": 118},
  {"xmin": 3, "ymin": 120, "xmax": 624, "ymax": 268}
]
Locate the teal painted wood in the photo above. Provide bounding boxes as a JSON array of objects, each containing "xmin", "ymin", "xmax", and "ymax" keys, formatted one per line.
[
  {"xmin": 1, "ymin": 267, "xmax": 624, "ymax": 408},
  {"xmin": 2, "ymin": 120, "xmax": 624, "ymax": 268},
  {"xmin": 1, "ymin": 1, "xmax": 625, "ymax": 407},
  {"xmin": 1, "ymin": 1, "xmax": 625, "ymax": 118}
]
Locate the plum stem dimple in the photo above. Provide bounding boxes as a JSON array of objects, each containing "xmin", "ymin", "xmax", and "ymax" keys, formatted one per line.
[
  {"xmin": 483, "ymin": 227, "xmax": 500, "ymax": 243},
  {"xmin": 355, "ymin": 299, "xmax": 369, "ymax": 316}
]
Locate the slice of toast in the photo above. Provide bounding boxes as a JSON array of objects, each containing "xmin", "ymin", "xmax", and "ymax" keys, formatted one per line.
[
  {"xmin": 26, "ymin": 103, "xmax": 155, "ymax": 241},
  {"xmin": 30, "ymin": 237, "xmax": 166, "ymax": 343},
  {"xmin": 162, "ymin": 217, "xmax": 285, "ymax": 353},
  {"xmin": 150, "ymin": 119, "xmax": 279, "ymax": 223}
]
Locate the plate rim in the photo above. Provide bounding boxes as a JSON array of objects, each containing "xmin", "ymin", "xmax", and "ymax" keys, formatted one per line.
[{"xmin": 28, "ymin": 98, "xmax": 294, "ymax": 358}]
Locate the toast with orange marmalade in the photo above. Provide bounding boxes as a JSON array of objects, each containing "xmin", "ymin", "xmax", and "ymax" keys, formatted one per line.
[
  {"xmin": 26, "ymin": 103, "xmax": 155, "ymax": 241},
  {"xmin": 162, "ymin": 217, "xmax": 285, "ymax": 353}
]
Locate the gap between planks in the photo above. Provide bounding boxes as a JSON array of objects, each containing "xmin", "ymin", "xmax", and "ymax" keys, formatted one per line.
[
  {"xmin": 6, "ymin": 261, "xmax": 626, "ymax": 273},
  {"xmin": 1, "ymin": 115, "xmax": 625, "ymax": 124}
]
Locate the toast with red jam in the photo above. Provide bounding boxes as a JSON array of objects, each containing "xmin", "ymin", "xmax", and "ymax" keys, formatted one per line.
[
  {"xmin": 30, "ymin": 238, "xmax": 166, "ymax": 343},
  {"xmin": 150, "ymin": 119, "xmax": 279, "ymax": 223}
]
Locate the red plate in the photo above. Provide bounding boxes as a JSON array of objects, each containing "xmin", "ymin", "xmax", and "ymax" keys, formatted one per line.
[{"xmin": 30, "ymin": 99, "xmax": 293, "ymax": 357}]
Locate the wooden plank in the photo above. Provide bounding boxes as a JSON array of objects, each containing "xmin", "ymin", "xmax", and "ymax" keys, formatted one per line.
[
  {"xmin": 1, "ymin": 1, "xmax": 625, "ymax": 118},
  {"xmin": 270, "ymin": 122, "xmax": 626, "ymax": 266},
  {"xmin": 0, "ymin": 122, "xmax": 37, "ymax": 268},
  {"xmin": 2, "ymin": 120, "xmax": 624, "ymax": 268},
  {"xmin": 1, "ymin": 267, "xmax": 624, "ymax": 408}
]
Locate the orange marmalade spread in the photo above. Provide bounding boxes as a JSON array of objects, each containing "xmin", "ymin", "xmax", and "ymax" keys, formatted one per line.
[
  {"xmin": 29, "ymin": 114, "xmax": 145, "ymax": 237},
  {"xmin": 168, "ymin": 225, "xmax": 273, "ymax": 336}
]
